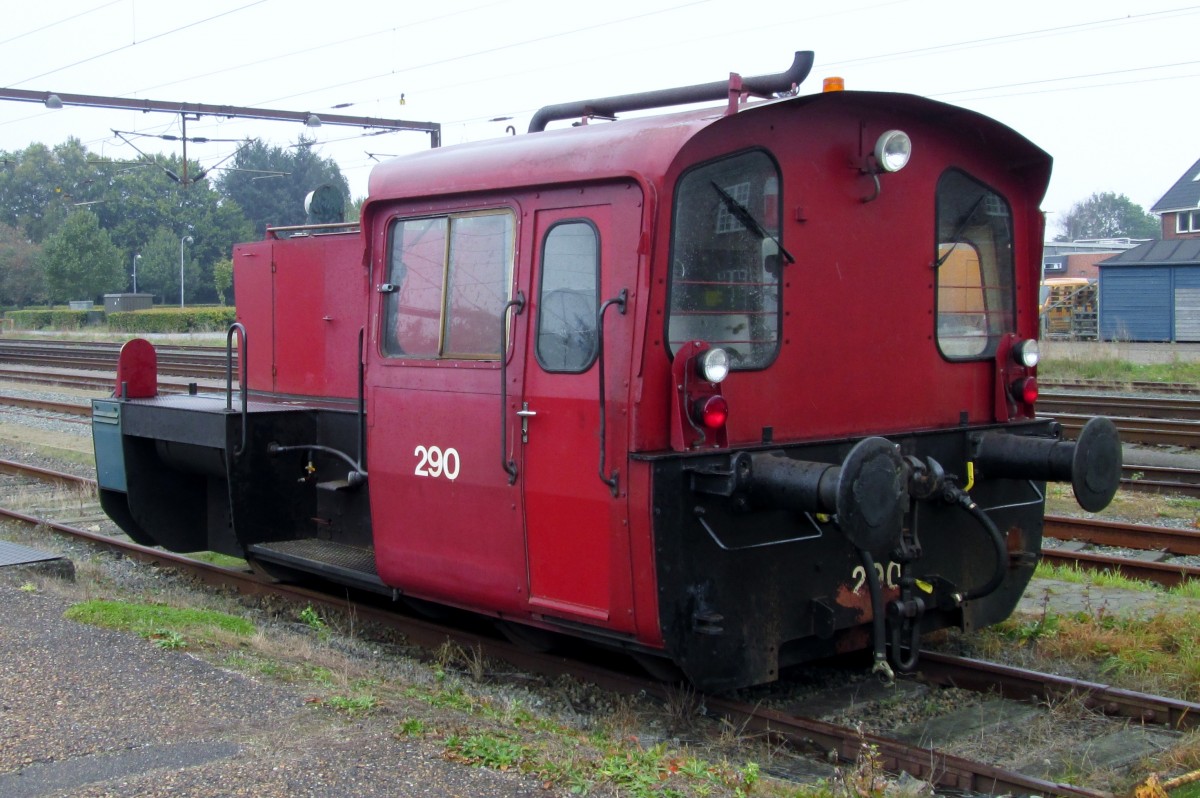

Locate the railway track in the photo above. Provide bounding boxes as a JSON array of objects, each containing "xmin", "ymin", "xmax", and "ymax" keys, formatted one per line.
[
  {"xmin": 8, "ymin": 385, "xmax": 1200, "ymax": 499},
  {"xmin": 0, "ymin": 340, "xmax": 230, "ymax": 380},
  {"xmin": 2, "ymin": 458, "xmax": 1199, "ymax": 795},
  {"xmin": 2, "ymin": 339, "xmax": 1199, "ymax": 446},
  {"xmin": 1041, "ymin": 378, "xmax": 1200, "ymax": 396}
]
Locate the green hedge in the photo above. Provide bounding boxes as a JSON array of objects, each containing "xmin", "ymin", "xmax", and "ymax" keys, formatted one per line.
[
  {"xmin": 105, "ymin": 307, "xmax": 237, "ymax": 333},
  {"xmin": 5, "ymin": 309, "xmax": 90, "ymax": 330},
  {"xmin": 3, "ymin": 307, "xmax": 237, "ymax": 333}
]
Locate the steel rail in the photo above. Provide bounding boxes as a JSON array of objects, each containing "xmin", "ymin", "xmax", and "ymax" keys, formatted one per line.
[
  {"xmin": 1053, "ymin": 412, "xmax": 1200, "ymax": 448},
  {"xmin": 1040, "ymin": 548, "xmax": 1200, "ymax": 587},
  {"xmin": 0, "ymin": 394, "xmax": 92, "ymax": 417},
  {"xmin": 1041, "ymin": 379, "xmax": 1200, "ymax": 396},
  {"xmin": 1120, "ymin": 464, "xmax": 1200, "ymax": 498},
  {"xmin": 1039, "ymin": 392, "xmax": 1200, "ymax": 421},
  {"xmin": 0, "ymin": 458, "xmax": 96, "ymax": 488},
  {"xmin": 918, "ymin": 652, "xmax": 1200, "ymax": 731},
  {"xmin": 699, "ymin": 694, "xmax": 1111, "ymax": 798},
  {"xmin": 1045, "ymin": 514, "xmax": 1200, "ymax": 555}
]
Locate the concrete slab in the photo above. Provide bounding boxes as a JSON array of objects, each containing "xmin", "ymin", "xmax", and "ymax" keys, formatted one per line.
[
  {"xmin": 892, "ymin": 698, "xmax": 1042, "ymax": 748},
  {"xmin": 0, "ymin": 540, "xmax": 74, "ymax": 580},
  {"xmin": 782, "ymin": 677, "xmax": 929, "ymax": 719},
  {"xmin": 0, "ymin": 741, "xmax": 241, "ymax": 798},
  {"xmin": 1018, "ymin": 727, "xmax": 1181, "ymax": 779}
]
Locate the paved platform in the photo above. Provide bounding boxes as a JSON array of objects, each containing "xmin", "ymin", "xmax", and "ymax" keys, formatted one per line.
[{"xmin": 1042, "ymin": 340, "xmax": 1200, "ymax": 364}]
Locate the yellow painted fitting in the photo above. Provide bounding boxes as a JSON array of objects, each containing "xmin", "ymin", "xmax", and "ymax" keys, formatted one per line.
[{"xmin": 964, "ymin": 461, "xmax": 975, "ymax": 493}]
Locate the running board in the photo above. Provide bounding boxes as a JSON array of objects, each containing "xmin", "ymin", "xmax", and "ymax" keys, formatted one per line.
[{"xmin": 247, "ymin": 539, "xmax": 390, "ymax": 596}]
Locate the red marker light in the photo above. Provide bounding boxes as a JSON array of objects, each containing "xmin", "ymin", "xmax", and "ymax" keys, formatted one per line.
[
  {"xmin": 695, "ymin": 395, "xmax": 729, "ymax": 429},
  {"xmin": 1011, "ymin": 377, "xmax": 1038, "ymax": 405}
]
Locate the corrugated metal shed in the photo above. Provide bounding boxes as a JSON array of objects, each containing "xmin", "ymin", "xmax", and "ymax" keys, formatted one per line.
[
  {"xmin": 1100, "ymin": 267, "xmax": 1172, "ymax": 341},
  {"xmin": 1100, "ymin": 239, "xmax": 1200, "ymax": 267},
  {"xmin": 1098, "ymin": 240, "xmax": 1200, "ymax": 341},
  {"xmin": 1175, "ymin": 270, "xmax": 1200, "ymax": 341}
]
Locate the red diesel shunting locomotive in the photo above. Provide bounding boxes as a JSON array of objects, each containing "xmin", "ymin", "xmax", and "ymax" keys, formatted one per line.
[{"xmin": 93, "ymin": 52, "xmax": 1121, "ymax": 691}]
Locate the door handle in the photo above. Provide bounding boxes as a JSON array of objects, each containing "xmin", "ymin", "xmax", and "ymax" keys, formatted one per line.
[{"xmin": 517, "ymin": 403, "xmax": 536, "ymax": 444}]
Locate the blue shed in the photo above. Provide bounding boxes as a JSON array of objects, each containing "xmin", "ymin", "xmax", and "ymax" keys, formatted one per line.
[{"xmin": 1098, "ymin": 239, "xmax": 1200, "ymax": 341}]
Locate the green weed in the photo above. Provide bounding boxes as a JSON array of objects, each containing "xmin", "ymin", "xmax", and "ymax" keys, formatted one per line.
[
  {"xmin": 65, "ymin": 598, "xmax": 254, "ymax": 643},
  {"xmin": 147, "ymin": 629, "xmax": 187, "ymax": 649},
  {"xmin": 299, "ymin": 605, "xmax": 325, "ymax": 632},
  {"xmin": 325, "ymin": 694, "xmax": 378, "ymax": 716}
]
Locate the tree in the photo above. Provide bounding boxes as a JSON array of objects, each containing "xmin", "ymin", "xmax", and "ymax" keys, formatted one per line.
[
  {"xmin": 39, "ymin": 210, "xmax": 124, "ymax": 303},
  {"xmin": 1055, "ymin": 192, "xmax": 1159, "ymax": 242},
  {"xmin": 213, "ymin": 256, "xmax": 233, "ymax": 305},
  {"xmin": 216, "ymin": 137, "xmax": 351, "ymax": 236},
  {"xmin": 132, "ymin": 227, "xmax": 195, "ymax": 305},
  {"xmin": 0, "ymin": 222, "xmax": 44, "ymax": 307}
]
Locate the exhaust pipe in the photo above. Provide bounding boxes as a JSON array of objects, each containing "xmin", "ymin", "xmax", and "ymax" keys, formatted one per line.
[{"xmin": 528, "ymin": 51, "xmax": 815, "ymax": 133}]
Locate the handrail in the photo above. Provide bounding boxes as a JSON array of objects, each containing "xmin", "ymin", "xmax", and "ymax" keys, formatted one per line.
[
  {"xmin": 500, "ymin": 292, "xmax": 526, "ymax": 484},
  {"xmin": 225, "ymin": 322, "xmax": 248, "ymax": 456},
  {"xmin": 596, "ymin": 289, "xmax": 627, "ymax": 496},
  {"xmin": 357, "ymin": 328, "xmax": 366, "ymax": 473}
]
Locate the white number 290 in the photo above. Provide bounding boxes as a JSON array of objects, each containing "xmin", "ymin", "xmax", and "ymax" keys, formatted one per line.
[
  {"xmin": 850, "ymin": 561, "xmax": 902, "ymax": 593},
  {"xmin": 414, "ymin": 445, "xmax": 460, "ymax": 481}
]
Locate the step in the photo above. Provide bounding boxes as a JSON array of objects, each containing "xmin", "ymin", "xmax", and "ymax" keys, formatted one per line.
[{"xmin": 246, "ymin": 539, "xmax": 389, "ymax": 595}]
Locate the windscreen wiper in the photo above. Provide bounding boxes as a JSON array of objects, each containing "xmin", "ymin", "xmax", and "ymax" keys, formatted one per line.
[
  {"xmin": 711, "ymin": 182, "xmax": 796, "ymax": 265},
  {"xmin": 935, "ymin": 193, "xmax": 986, "ymax": 268}
]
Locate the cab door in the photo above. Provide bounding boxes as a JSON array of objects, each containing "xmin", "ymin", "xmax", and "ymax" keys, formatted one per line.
[{"xmin": 520, "ymin": 183, "xmax": 642, "ymax": 632}]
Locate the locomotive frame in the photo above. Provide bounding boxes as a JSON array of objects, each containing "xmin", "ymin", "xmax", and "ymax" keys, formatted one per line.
[{"xmin": 93, "ymin": 51, "xmax": 1121, "ymax": 691}]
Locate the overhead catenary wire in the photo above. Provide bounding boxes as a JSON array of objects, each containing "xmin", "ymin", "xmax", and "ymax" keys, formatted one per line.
[
  {"xmin": 9, "ymin": 1, "xmax": 269, "ymax": 88},
  {"xmin": 0, "ymin": 1, "xmax": 122, "ymax": 48}
]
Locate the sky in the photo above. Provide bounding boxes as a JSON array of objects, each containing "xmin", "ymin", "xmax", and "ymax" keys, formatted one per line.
[{"xmin": 1, "ymin": 0, "xmax": 1197, "ymax": 238}]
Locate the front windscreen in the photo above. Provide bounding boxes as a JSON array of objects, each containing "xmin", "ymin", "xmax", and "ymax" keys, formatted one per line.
[
  {"xmin": 668, "ymin": 151, "xmax": 783, "ymax": 370},
  {"xmin": 935, "ymin": 170, "xmax": 1015, "ymax": 360}
]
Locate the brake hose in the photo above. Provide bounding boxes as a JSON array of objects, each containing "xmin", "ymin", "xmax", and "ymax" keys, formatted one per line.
[
  {"xmin": 946, "ymin": 485, "xmax": 1008, "ymax": 602},
  {"xmin": 858, "ymin": 548, "xmax": 894, "ymax": 682}
]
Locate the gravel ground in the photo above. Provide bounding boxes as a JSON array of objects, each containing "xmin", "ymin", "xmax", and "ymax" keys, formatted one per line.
[{"xmin": 0, "ymin": 583, "xmax": 560, "ymax": 798}]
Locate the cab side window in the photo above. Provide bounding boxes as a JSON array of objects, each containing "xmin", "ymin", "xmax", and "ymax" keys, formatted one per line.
[
  {"xmin": 384, "ymin": 211, "xmax": 515, "ymax": 358},
  {"xmin": 537, "ymin": 221, "xmax": 599, "ymax": 372}
]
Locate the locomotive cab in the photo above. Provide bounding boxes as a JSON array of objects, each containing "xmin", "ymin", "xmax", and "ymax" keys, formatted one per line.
[{"xmin": 92, "ymin": 52, "xmax": 1121, "ymax": 692}]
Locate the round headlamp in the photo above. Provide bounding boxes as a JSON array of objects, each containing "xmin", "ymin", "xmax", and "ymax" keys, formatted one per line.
[
  {"xmin": 1013, "ymin": 338, "xmax": 1040, "ymax": 368},
  {"xmin": 698, "ymin": 347, "xmax": 730, "ymax": 383},
  {"xmin": 874, "ymin": 130, "xmax": 912, "ymax": 173}
]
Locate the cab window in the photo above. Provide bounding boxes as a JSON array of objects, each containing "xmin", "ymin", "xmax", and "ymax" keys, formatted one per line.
[
  {"xmin": 935, "ymin": 170, "xmax": 1014, "ymax": 360},
  {"xmin": 383, "ymin": 210, "xmax": 515, "ymax": 358},
  {"xmin": 537, "ymin": 221, "xmax": 599, "ymax": 372},
  {"xmin": 668, "ymin": 150, "xmax": 782, "ymax": 370}
]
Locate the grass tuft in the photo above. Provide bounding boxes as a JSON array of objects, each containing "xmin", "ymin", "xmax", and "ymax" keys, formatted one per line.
[{"xmin": 65, "ymin": 598, "xmax": 255, "ymax": 643}]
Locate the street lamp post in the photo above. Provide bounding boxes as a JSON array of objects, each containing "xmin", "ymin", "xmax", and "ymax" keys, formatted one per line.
[
  {"xmin": 132, "ymin": 253, "xmax": 141, "ymax": 293},
  {"xmin": 180, "ymin": 235, "xmax": 193, "ymax": 308}
]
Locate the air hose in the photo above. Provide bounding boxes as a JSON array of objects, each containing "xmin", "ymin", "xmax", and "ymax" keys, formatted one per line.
[
  {"xmin": 945, "ymin": 484, "xmax": 1008, "ymax": 602},
  {"xmin": 858, "ymin": 548, "xmax": 895, "ymax": 682}
]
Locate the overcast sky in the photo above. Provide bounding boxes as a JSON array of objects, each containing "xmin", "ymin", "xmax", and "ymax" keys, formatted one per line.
[{"xmin": 1, "ymin": 0, "xmax": 1197, "ymax": 237}]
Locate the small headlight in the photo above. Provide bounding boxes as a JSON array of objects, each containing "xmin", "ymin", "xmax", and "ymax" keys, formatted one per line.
[
  {"xmin": 698, "ymin": 347, "xmax": 730, "ymax": 383},
  {"xmin": 874, "ymin": 130, "xmax": 911, "ymax": 172},
  {"xmin": 1013, "ymin": 339, "xmax": 1040, "ymax": 368}
]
